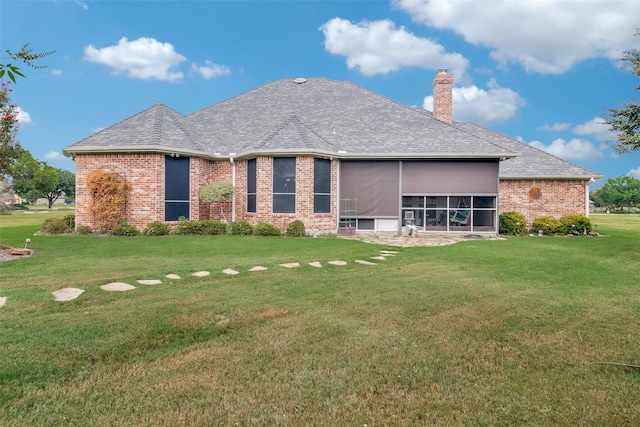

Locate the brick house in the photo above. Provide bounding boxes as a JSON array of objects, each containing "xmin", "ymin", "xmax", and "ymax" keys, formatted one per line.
[{"xmin": 63, "ymin": 70, "xmax": 599, "ymax": 235}]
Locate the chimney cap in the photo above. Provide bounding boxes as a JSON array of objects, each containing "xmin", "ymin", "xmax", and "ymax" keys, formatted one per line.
[{"xmin": 437, "ymin": 68, "xmax": 449, "ymax": 74}]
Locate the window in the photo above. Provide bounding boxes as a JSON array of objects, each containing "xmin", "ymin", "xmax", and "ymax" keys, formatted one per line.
[
  {"xmin": 314, "ymin": 158, "xmax": 331, "ymax": 213},
  {"xmin": 247, "ymin": 159, "xmax": 256, "ymax": 213},
  {"xmin": 401, "ymin": 195, "xmax": 496, "ymax": 232},
  {"xmin": 273, "ymin": 157, "xmax": 296, "ymax": 213},
  {"xmin": 165, "ymin": 156, "xmax": 190, "ymax": 221}
]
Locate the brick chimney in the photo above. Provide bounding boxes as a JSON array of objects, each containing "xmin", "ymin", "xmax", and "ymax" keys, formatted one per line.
[{"xmin": 432, "ymin": 68, "xmax": 453, "ymax": 124}]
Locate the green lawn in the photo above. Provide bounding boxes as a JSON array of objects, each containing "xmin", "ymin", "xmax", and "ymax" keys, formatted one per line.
[{"xmin": 1, "ymin": 213, "xmax": 639, "ymax": 426}]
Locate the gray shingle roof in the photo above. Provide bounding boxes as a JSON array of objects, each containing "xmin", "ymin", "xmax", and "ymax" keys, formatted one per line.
[
  {"xmin": 64, "ymin": 78, "xmax": 514, "ymax": 160},
  {"xmin": 62, "ymin": 77, "xmax": 600, "ymax": 179},
  {"xmin": 64, "ymin": 103, "xmax": 208, "ymax": 157},
  {"xmin": 453, "ymin": 122, "xmax": 601, "ymax": 179}
]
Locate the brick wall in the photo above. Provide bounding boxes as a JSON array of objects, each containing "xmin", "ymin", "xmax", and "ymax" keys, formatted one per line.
[
  {"xmin": 75, "ymin": 153, "xmax": 165, "ymax": 230},
  {"xmin": 76, "ymin": 153, "xmax": 337, "ymax": 233},
  {"xmin": 234, "ymin": 156, "xmax": 338, "ymax": 233},
  {"xmin": 499, "ymin": 179, "xmax": 589, "ymax": 227},
  {"xmin": 76, "ymin": 153, "xmax": 588, "ymax": 233}
]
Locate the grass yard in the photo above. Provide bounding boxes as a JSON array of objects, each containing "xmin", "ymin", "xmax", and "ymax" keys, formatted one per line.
[{"xmin": 0, "ymin": 212, "xmax": 639, "ymax": 426}]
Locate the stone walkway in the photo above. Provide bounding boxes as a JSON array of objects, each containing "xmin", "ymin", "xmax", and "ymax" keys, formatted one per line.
[
  {"xmin": 1, "ymin": 233, "xmax": 498, "ymax": 306},
  {"xmin": 0, "ymin": 248, "xmax": 403, "ymax": 305}
]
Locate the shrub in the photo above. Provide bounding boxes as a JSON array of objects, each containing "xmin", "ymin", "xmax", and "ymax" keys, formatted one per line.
[
  {"xmin": 110, "ymin": 220, "xmax": 140, "ymax": 236},
  {"xmin": 199, "ymin": 220, "xmax": 228, "ymax": 235},
  {"xmin": 559, "ymin": 213, "xmax": 592, "ymax": 235},
  {"xmin": 230, "ymin": 221, "xmax": 254, "ymax": 235},
  {"xmin": 254, "ymin": 221, "xmax": 282, "ymax": 236},
  {"xmin": 499, "ymin": 211, "xmax": 527, "ymax": 235},
  {"xmin": 63, "ymin": 214, "xmax": 75, "ymax": 229},
  {"xmin": 286, "ymin": 219, "xmax": 306, "ymax": 237},
  {"xmin": 76, "ymin": 225, "xmax": 93, "ymax": 235},
  {"xmin": 174, "ymin": 220, "xmax": 204, "ymax": 235},
  {"xmin": 143, "ymin": 221, "xmax": 171, "ymax": 236},
  {"xmin": 40, "ymin": 218, "xmax": 71, "ymax": 235},
  {"xmin": 531, "ymin": 216, "xmax": 563, "ymax": 235}
]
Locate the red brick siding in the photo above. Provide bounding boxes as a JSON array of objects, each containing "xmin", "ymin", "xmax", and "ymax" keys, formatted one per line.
[
  {"xmin": 76, "ymin": 153, "xmax": 588, "ymax": 233},
  {"xmin": 499, "ymin": 179, "xmax": 588, "ymax": 227},
  {"xmin": 234, "ymin": 156, "xmax": 338, "ymax": 233}
]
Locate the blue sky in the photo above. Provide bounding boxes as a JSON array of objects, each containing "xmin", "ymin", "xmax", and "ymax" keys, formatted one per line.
[{"xmin": 2, "ymin": 0, "xmax": 639, "ymax": 188}]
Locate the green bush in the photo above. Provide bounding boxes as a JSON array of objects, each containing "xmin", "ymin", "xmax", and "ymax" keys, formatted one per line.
[
  {"xmin": 560, "ymin": 213, "xmax": 592, "ymax": 235},
  {"xmin": 174, "ymin": 220, "xmax": 204, "ymax": 235},
  {"xmin": 499, "ymin": 211, "xmax": 527, "ymax": 235},
  {"xmin": 76, "ymin": 225, "xmax": 93, "ymax": 235},
  {"xmin": 143, "ymin": 221, "xmax": 171, "ymax": 236},
  {"xmin": 230, "ymin": 221, "xmax": 254, "ymax": 235},
  {"xmin": 63, "ymin": 214, "xmax": 75, "ymax": 229},
  {"xmin": 40, "ymin": 218, "xmax": 71, "ymax": 235},
  {"xmin": 111, "ymin": 220, "xmax": 140, "ymax": 236},
  {"xmin": 531, "ymin": 216, "xmax": 563, "ymax": 235},
  {"xmin": 200, "ymin": 220, "xmax": 228, "ymax": 235},
  {"xmin": 254, "ymin": 221, "xmax": 282, "ymax": 236},
  {"xmin": 285, "ymin": 219, "xmax": 306, "ymax": 237}
]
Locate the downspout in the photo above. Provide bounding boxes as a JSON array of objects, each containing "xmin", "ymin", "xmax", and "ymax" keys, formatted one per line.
[
  {"xmin": 336, "ymin": 159, "xmax": 341, "ymax": 232},
  {"xmin": 586, "ymin": 178, "xmax": 595, "ymax": 218},
  {"xmin": 398, "ymin": 161, "xmax": 403, "ymax": 235},
  {"xmin": 230, "ymin": 156, "xmax": 236, "ymax": 223}
]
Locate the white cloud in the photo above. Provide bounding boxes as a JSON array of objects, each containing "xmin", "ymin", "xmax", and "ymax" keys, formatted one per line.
[
  {"xmin": 45, "ymin": 151, "xmax": 65, "ymax": 160},
  {"xmin": 628, "ymin": 167, "xmax": 640, "ymax": 179},
  {"xmin": 84, "ymin": 37, "xmax": 186, "ymax": 82},
  {"xmin": 529, "ymin": 138, "xmax": 604, "ymax": 161},
  {"xmin": 51, "ymin": 69, "xmax": 62, "ymax": 76},
  {"xmin": 423, "ymin": 79, "xmax": 524, "ymax": 123},
  {"xmin": 191, "ymin": 61, "xmax": 231, "ymax": 79},
  {"xmin": 393, "ymin": 0, "xmax": 640, "ymax": 74},
  {"xmin": 573, "ymin": 117, "xmax": 611, "ymax": 141},
  {"xmin": 15, "ymin": 106, "xmax": 32, "ymax": 125},
  {"xmin": 320, "ymin": 17, "xmax": 468, "ymax": 78},
  {"xmin": 538, "ymin": 122, "xmax": 571, "ymax": 132},
  {"xmin": 74, "ymin": 0, "xmax": 88, "ymax": 10}
]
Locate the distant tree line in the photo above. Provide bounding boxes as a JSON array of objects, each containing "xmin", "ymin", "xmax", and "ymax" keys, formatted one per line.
[{"xmin": 591, "ymin": 175, "xmax": 640, "ymax": 211}]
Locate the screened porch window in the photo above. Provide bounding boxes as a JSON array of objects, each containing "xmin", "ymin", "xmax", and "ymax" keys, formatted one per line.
[
  {"xmin": 247, "ymin": 159, "xmax": 256, "ymax": 213},
  {"xmin": 402, "ymin": 195, "xmax": 496, "ymax": 232},
  {"xmin": 273, "ymin": 157, "xmax": 296, "ymax": 213},
  {"xmin": 165, "ymin": 155, "xmax": 190, "ymax": 221},
  {"xmin": 314, "ymin": 158, "xmax": 331, "ymax": 214}
]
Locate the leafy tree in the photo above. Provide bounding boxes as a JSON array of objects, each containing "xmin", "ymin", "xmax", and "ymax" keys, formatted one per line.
[
  {"xmin": 56, "ymin": 168, "xmax": 75, "ymax": 202},
  {"xmin": 593, "ymin": 175, "xmax": 640, "ymax": 210},
  {"xmin": 605, "ymin": 31, "xmax": 640, "ymax": 153},
  {"xmin": 0, "ymin": 81, "xmax": 20, "ymax": 176},
  {"xmin": 0, "ymin": 43, "xmax": 55, "ymax": 83},
  {"xmin": 10, "ymin": 148, "xmax": 58, "ymax": 206},
  {"xmin": 199, "ymin": 180, "xmax": 235, "ymax": 222}
]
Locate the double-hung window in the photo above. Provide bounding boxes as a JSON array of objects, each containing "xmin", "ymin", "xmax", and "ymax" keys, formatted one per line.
[
  {"xmin": 165, "ymin": 155, "xmax": 190, "ymax": 221},
  {"xmin": 273, "ymin": 157, "xmax": 296, "ymax": 213},
  {"xmin": 247, "ymin": 159, "xmax": 256, "ymax": 213},
  {"xmin": 314, "ymin": 158, "xmax": 331, "ymax": 213}
]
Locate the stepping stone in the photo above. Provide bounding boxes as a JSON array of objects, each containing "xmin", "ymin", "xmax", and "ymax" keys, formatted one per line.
[
  {"xmin": 192, "ymin": 271, "xmax": 210, "ymax": 277},
  {"xmin": 380, "ymin": 250, "xmax": 399, "ymax": 255},
  {"xmin": 52, "ymin": 287, "xmax": 85, "ymax": 301},
  {"xmin": 0, "ymin": 297, "xmax": 6, "ymax": 307},
  {"xmin": 371, "ymin": 256, "xmax": 387, "ymax": 261},
  {"xmin": 101, "ymin": 282, "xmax": 136, "ymax": 292},
  {"xmin": 328, "ymin": 260, "xmax": 347, "ymax": 266},
  {"xmin": 355, "ymin": 259, "xmax": 377, "ymax": 265},
  {"xmin": 280, "ymin": 262, "xmax": 300, "ymax": 269},
  {"xmin": 308, "ymin": 261, "xmax": 322, "ymax": 268},
  {"xmin": 166, "ymin": 274, "xmax": 181, "ymax": 280},
  {"xmin": 222, "ymin": 268, "xmax": 239, "ymax": 275},
  {"xmin": 137, "ymin": 279, "xmax": 162, "ymax": 285},
  {"xmin": 249, "ymin": 266, "xmax": 268, "ymax": 272}
]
